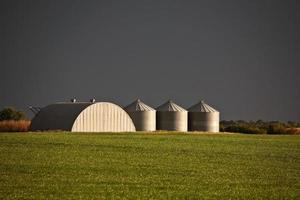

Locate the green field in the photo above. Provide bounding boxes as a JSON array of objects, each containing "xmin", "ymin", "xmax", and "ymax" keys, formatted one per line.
[{"xmin": 0, "ymin": 132, "xmax": 299, "ymax": 199}]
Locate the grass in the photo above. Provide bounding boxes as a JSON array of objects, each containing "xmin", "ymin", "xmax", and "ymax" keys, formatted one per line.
[{"xmin": 0, "ymin": 132, "xmax": 299, "ymax": 199}]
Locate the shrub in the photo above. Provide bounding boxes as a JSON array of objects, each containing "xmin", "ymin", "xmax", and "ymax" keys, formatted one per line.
[
  {"xmin": 0, "ymin": 107, "xmax": 26, "ymax": 121},
  {"xmin": 220, "ymin": 120, "xmax": 299, "ymax": 134},
  {"xmin": 0, "ymin": 120, "xmax": 31, "ymax": 132},
  {"xmin": 268, "ymin": 124, "xmax": 298, "ymax": 135},
  {"xmin": 224, "ymin": 125, "xmax": 267, "ymax": 134}
]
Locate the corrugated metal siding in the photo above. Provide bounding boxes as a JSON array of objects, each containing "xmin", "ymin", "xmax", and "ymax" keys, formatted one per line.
[
  {"xmin": 156, "ymin": 111, "xmax": 188, "ymax": 132},
  {"xmin": 72, "ymin": 102, "xmax": 136, "ymax": 132},
  {"xmin": 127, "ymin": 111, "xmax": 156, "ymax": 131},
  {"xmin": 188, "ymin": 112, "xmax": 219, "ymax": 132}
]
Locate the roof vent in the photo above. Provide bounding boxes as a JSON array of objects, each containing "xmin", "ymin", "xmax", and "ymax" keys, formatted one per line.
[
  {"xmin": 90, "ymin": 98, "xmax": 96, "ymax": 103},
  {"xmin": 71, "ymin": 98, "xmax": 76, "ymax": 103}
]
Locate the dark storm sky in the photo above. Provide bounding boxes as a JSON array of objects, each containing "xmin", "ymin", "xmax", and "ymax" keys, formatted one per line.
[{"xmin": 0, "ymin": 0, "xmax": 299, "ymax": 121}]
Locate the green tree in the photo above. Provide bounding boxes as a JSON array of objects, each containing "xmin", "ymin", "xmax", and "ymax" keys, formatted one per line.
[{"xmin": 0, "ymin": 107, "xmax": 26, "ymax": 121}]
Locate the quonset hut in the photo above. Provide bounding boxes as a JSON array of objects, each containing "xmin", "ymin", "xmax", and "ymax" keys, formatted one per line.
[
  {"xmin": 156, "ymin": 100, "xmax": 188, "ymax": 132},
  {"xmin": 30, "ymin": 102, "xmax": 136, "ymax": 132},
  {"xmin": 188, "ymin": 100, "xmax": 219, "ymax": 132},
  {"xmin": 124, "ymin": 99, "xmax": 156, "ymax": 131}
]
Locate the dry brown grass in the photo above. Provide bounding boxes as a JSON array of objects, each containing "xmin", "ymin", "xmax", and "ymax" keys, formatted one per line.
[
  {"xmin": 285, "ymin": 128, "xmax": 300, "ymax": 135},
  {"xmin": 294, "ymin": 128, "xmax": 300, "ymax": 134},
  {"xmin": 0, "ymin": 120, "xmax": 31, "ymax": 132}
]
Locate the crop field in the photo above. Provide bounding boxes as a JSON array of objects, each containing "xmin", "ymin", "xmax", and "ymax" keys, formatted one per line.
[{"xmin": 0, "ymin": 132, "xmax": 299, "ymax": 199}]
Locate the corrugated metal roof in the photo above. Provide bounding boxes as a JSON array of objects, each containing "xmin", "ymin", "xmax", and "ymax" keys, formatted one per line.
[
  {"xmin": 188, "ymin": 100, "xmax": 219, "ymax": 112},
  {"xmin": 30, "ymin": 102, "xmax": 136, "ymax": 132},
  {"xmin": 124, "ymin": 99, "xmax": 155, "ymax": 111},
  {"xmin": 30, "ymin": 103, "xmax": 92, "ymax": 131},
  {"xmin": 156, "ymin": 100, "xmax": 187, "ymax": 112}
]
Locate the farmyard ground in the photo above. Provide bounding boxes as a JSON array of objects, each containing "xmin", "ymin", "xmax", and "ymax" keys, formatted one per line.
[{"xmin": 0, "ymin": 132, "xmax": 299, "ymax": 199}]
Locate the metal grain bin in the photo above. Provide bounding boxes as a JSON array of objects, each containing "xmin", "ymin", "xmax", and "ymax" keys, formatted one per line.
[
  {"xmin": 188, "ymin": 100, "xmax": 219, "ymax": 132},
  {"xmin": 124, "ymin": 99, "xmax": 156, "ymax": 131},
  {"xmin": 156, "ymin": 100, "xmax": 188, "ymax": 131}
]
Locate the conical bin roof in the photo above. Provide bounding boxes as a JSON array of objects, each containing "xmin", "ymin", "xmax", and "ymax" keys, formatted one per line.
[
  {"xmin": 156, "ymin": 100, "xmax": 187, "ymax": 112},
  {"xmin": 188, "ymin": 100, "xmax": 219, "ymax": 112},
  {"xmin": 124, "ymin": 99, "xmax": 155, "ymax": 112}
]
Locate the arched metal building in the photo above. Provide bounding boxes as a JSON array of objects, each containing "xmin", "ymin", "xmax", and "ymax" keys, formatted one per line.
[
  {"xmin": 188, "ymin": 100, "xmax": 219, "ymax": 132},
  {"xmin": 30, "ymin": 102, "xmax": 136, "ymax": 132},
  {"xmin": 124, "ymin": 99, "xmax": 156, "ymax": 131},
  {"xmin": 156, "ymin": 100, "xmax": 188, "ymax": 131}
]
